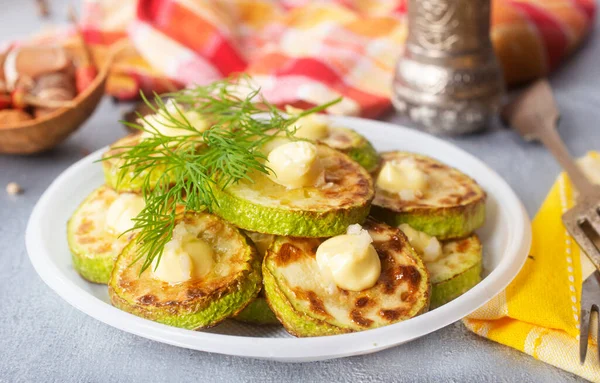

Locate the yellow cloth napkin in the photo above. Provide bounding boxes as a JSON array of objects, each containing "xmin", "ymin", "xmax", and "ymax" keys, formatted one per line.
[{"xmin": 463, "ymin": 152, "xmax": 600, "ymax": 382}]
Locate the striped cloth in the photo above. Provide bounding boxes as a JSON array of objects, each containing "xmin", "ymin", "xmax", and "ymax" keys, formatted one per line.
[
  {"xmin": 81, "ymin": 0, "xmax": 596, "ymax": 117},
  {"xmin": 464, "ymin": 153, "xmax": 600, "ymax": 382}
]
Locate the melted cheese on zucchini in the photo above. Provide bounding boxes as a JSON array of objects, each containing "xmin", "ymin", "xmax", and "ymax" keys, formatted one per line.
[
  {"xmin": 399, "ymin": 223, "xmax": 442, "ymax": 262},
  {"xmin": 285, "ymin": 105, "xmax": 330, "ymax": 140},
  {"xmin": 316, "ymin": 224, "xmax": 381, "ymax": 291},
  {"xmin": 376, "ymin": 158, "xmax": 428, "ymax": 199},
  {"xmin": 140, "ymin": 100, "xmax": 209, "ymax": 139},
  {"xmin": 267, "ymin": 141, "xmax": 324, "ymax": 189},
  {"xmin": 105, "ymin": 193, "xmax": 146, "ymax": 235},
  {"xmin": 151, "ymin": 222, "xmax": 215, "ymax": 284}
]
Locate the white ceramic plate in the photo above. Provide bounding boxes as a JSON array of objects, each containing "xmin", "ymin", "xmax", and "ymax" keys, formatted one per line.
[{"xmin": 26, "ymin": 117, "xmax": 531, "ymax": 362}]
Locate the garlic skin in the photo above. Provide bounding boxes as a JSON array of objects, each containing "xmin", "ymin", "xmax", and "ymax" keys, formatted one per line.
[{"xmin": 3, "ymin": 48, "xmax": 19, "ymax": 90}]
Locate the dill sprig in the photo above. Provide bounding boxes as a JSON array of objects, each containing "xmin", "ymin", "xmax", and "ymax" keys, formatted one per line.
[{"xmin": 107, "ymin": 77, "xmax": 340, "ymax": 273}]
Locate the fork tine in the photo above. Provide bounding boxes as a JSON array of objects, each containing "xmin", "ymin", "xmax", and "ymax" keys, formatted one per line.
[
  {"xmin": 580, "ymin": 305, "xmax": 591, "ymax": 364},
  {"xmin": 563, "ymin": 217, "xmax": 597, "ymax": 263},
  {"xmin": 594, "ymin": 306, "xmax": 600, "ymax": 366},
  {"xmin": 580, "ymin": 272, "xmax": 600, "ymax": 364},
  {"xmin": 563, "ymin": 211, "xmax": 600, "ymax": 271},
  {"xmin": 585, "ymin": 211, "xmax": 600, "ymax": 242},
  {"xmin": 565, "ymin": 221, "xmax": 596, "ymax": 254}
]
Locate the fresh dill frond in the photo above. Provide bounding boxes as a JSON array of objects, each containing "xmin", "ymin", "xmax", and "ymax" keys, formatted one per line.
[{"xmin": 107, "ymin": 76, "xmax": 341, "ymax": 274}]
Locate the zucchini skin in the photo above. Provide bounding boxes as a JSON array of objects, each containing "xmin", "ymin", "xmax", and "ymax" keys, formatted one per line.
[
  {"xmin": 210, "ymin": 185, "xmax": 372, "ymax": 237},
  {"xmin": 67, "ymin": 193, "xmax": 111, "ymax": 284},
  {"xmin": 67, "ymin": 207, "xmax": 115, "ymax": 284},
  {"xmin": 263, "ymin": 262, "xmax": 348, "ymax": 337},
  {"xmin": 263, "ymin": 220, "xmax": 430, "ymax": 337},
  {"xmin": 233, "ymin": 232, "xmax": 279, "ymax": 325},
  {"xmin": 427, "ymin": 234, "xmax": 483, "ymax": 308},
  {"xmin": 108, "ymin": 214, "xmax": 262, "ymax": 330},
  {"xmin": 325, "ymin": 127, "xmax": 380, "ymax": 173},
  {"xmin": 67, "ymin": 186, "xmax": 129, "ymax": 284},
  {"xmin": 210, "ymin": 145, "xmax": 374, "ymax": 238},
  {"xmin": 372, "ymin": 151, "xmax": 486, "ymax": 240},
  {"xmin": 102, "ymin": 134, "xmax": 176, "ymax": 193},
  {"xmin": 371, "ymin": 198, "xmax": 486, "ymax": 241},
  {"xmin": 109, "ymin": 263, "xmax": 261, "ymax": 329},
  {"xmin": 233, "ymin": 296, "xmax": 280, "ymax": 325},
  {"xmin": 103, "ymin": 160, "xmax": 174, "ymax": 193},
  {"xmin": 430, "ymin": 261, "xmax": 481, "ymax": 309},
  {"xmin": 343, "ymin": 137, "xmax": 380, "ymax": 173},
  {"xmin": 70, "ymin": 248, "xmax": 115, "ymax": 284}
]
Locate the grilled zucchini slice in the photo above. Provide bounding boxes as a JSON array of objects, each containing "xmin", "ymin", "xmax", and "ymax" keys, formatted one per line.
[
  {"xmin": 234, "ymin": 231, "xmax": 279, "ymax": 325},
  {"xmin": 428, "ymin": 235, "xmax": 482, "ymax": 309},
  {"xmin": 67, "ymin": 185, "xmax": 134, "ymax": 284},
  {"xmin": 102, "ymin": 133, "xmax": 176, "ymax": 193},
  {"xmin": 319, "ymin": 127, "xmax": 380, "ymax": 172},
  {"xmin": 234, "ymin": 295, "xmax": 279, "ymax": 325},
  {"xmin": 211, "ymin": 144, "xmax": 374, "ymax": 237},
  {"xmin": 108, "ymin": 212, "xmax": 261, "ymax": 330},
  {"xmin": 371, "ymin": 152, "xmax": 486, "ymax": 240},
  {"xmin": 263, "ymin": 219, "xmax": 430, "ymax": 337}
]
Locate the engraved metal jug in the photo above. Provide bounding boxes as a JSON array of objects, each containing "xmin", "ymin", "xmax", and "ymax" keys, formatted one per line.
[{"xmin": 392, "ymin": 0, "xmax": 504, "ymax": 135}]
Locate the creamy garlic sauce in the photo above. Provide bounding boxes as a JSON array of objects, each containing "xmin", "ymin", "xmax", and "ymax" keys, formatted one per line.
[
  {"xmin": 399, "ymin": 223, "xmax": 442, "ymax": 262},
  {"xmin": 376, "ymin": 158, "xmax": 429, "ymax": 200},
  {"xmin": 105, "ymin": 193, "xmax": 146, "ymax": 235},
  {"xmin": 151, "ymin": 221, "xmax": 215, "ymax": 284},
  {"xmin": 266, "ymin": 141, "xmax": 325, "ymax": 189},
  {"xmin": 316, "ymin": 224, "xmax": 381, "ymax": 291},
  {"xmin": 285, "ymin": 105, "xmax": 330, "ymax": 141}
]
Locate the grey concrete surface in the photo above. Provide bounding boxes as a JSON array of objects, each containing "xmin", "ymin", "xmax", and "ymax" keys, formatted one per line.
[{"xmin": 0, "ymin": 1, "xmax": 598, "ymax": 382}]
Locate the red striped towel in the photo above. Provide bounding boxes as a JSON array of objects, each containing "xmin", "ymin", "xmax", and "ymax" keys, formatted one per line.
[{"xmin": 81, "ymin": 0, "xmax": 596, "ymax": 117}]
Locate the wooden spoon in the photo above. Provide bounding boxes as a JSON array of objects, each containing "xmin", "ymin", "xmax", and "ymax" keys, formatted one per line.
[{"xmin": 0, "ymin": 41, "xmax": 125, "ymax": 154}]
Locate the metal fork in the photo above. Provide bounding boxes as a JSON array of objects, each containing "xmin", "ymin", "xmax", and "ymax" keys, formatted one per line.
[{"xmin": 502, "ymin": 78, "xmax": 600, "ymax": 364}]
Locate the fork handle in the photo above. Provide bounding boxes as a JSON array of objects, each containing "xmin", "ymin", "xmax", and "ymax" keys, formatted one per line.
[{"xmin": 538, "ymin": 119, "xmax": 597, "ymax": 198}]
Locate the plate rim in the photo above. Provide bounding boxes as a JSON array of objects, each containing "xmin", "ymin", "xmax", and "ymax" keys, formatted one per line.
[{"xmin": 26, "ymin": 116, "xmax": 532, "ymax": 362}]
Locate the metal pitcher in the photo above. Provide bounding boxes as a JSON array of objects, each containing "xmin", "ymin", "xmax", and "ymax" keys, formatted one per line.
[{"xmin": 392, "ymin": 0, "xmax": 504, "ymax": 135}]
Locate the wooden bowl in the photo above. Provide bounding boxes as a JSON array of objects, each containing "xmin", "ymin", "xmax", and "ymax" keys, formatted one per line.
[{"xmin": 0, "ymin": 48, "xmax": 113, "ymax": 154}]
